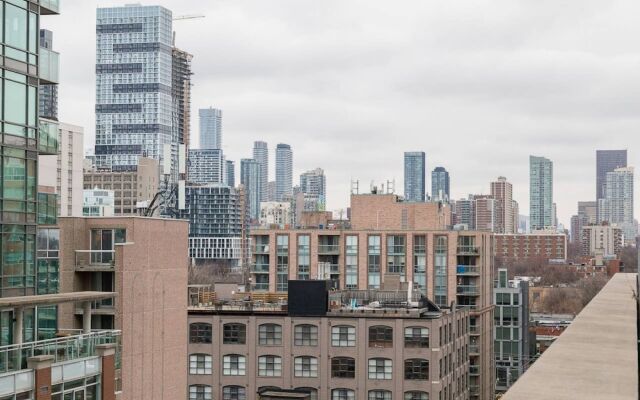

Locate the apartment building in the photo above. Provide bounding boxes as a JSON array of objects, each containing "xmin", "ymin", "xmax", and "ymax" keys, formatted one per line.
[
  {"xmin": 57, "ymin": 216, "xmax": 189, "ymax": 399},
  {"xmin": 581, "ymin": 224, "xmax": 623, "ymax": 257},
  {"xmin": 494, "ymin": 232, "xmax": 567, "ymax": 264},
  {"xmin": 83, "ymin": 156, "xmax": 159, "ymax": 215},
  {"xmin": 188, "ymin": 281, "xmax": 471, "ymax": 400},
  {"xmin": 349, "ymin": 194, "xmax": 452, "ymax": 230}
]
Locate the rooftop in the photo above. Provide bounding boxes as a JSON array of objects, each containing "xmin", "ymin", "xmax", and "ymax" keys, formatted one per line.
[{"xmin": 502, "ymin": 273, "xmax": 638, "ymax": 400}]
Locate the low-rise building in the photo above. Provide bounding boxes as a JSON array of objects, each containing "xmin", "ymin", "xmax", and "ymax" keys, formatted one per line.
[
  {"xmin": 260, "ymin": 201, "xmax": 292, "ymax": 227},
  {"xmin": 83, "ymin": 188, "xmax": 114, "ymax": 217},
  {"xmin": 349, "ymin": 193, "xmax": 451, "ymax": 230}
]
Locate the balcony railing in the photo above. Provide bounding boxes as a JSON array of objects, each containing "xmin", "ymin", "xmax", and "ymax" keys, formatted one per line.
[
  {"xmin": 252, "ymin": 283, "xmax": 269, "ymax": 291},
  {"xmin": 469, "ymin": 344, "xmax": 480, "ymax": 354},
  {"xmin": 318, "ymin": 244, "xmax": 340, "ymax": 254},
  {"xmin": 469, "ymin": 365, "xmax": 480, "ymax": 375},
  {"xmin": 457, "ymin": 246, "xmax": 480, "ymax": 255},
  {"xmin": 75, "ymin": 250, "xmax": 115, "ymax": 270},
  {"xmin": 469, "ymin": 325, "xmax": 479, "ymax": 335},
  {"xmin": 74, "ymin": 299, "xmax": 115, "ymax": 315},
  {"xmin": 456, "ymin": 265, "xmax": 479, "ymax": 275},
  {"xmin": 38, "ymin": 119, "xmax": 58, "ymax": 155},
  {"xmin": 0, "ymin": 330, "xmax": 121, "ymax": 374},
  {"xmin": 457, "ymin": 285, "xmax": 480, "ymax": 295},
  {"xmin": 39, "ymin": 47, "xmax": 59, "ymax": 83},
  {"xmin": 469, "ymin": 385, "xmax": 480, "ymax": 395},
  {"xmin": 251, "ymin": 263, "xmax": 270, "ymax": 273},
  {"xmin": 253, "ymin": 244, "xmax": 270, "ymax": 254}
]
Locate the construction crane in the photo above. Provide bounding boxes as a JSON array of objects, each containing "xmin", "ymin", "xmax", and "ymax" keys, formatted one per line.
[{"xmin": 172, "ymin": 15, "xmax": 205, "ymax": 45}]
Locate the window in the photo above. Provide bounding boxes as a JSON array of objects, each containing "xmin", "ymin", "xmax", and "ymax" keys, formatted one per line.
[
  {"xmin": 294, "ymin": 324, "xmax": 318, "ymax": 346},
  {"xmin": 331, "ymin": 357, "xmax": 355, "ymax": 378},
  {"xmin": 189, "ymin": 354, "xmax": 212, "ymax": 375},
  {"xmin": 405, "ymin": 391, "xmax": 429, "ymax": 400},
  {"xmin": 345, "ymin": 235, "xmax": 358, "ymax": 289},
  {"xmin": 387, "ymin": 235, "xmax": 406, "ymax": 274},
  {"xmin": 189, "ymin": 385, "xmax": 212, "ymax": 400},
  {"xmin": 223, "ymin": 355, "xmax": 246, "ymax": 376},
  {"xmin": 332, "ymin": 389, "xmax": 355, "ymax": 400},
  {"xmin": 404, "ymin": 327, "xmax": 429, "ymax": 348},
  {"xmin": 404, "ymin": 359, "xmax": 429, "ymax": 380},
  {"xmin": 368, "ymin": 358, "xmax": 392, "ymax": 379},
  {"xmin": 368, "ymin": 235, "xmax": 381, "ymax": 289},
  {"xmin": 369, "ymin": 326, "xmax": 393, "ymax": 348},
  {"xmin": 223, "ymin": 323, "xmax": 246, "ymax": 344},
  {"xmin": 294, "ymin": 356, "xmax": 318, "ymax": 377},
  {"xmin": 259, "ymin": 324, "xmax": 282, "ymax": 345},
  {"xmin": 189, "ymin": 323, "xmax": 212, "ymax": 344},
  {"xmin": 332, "ymin": 325, "xmax": 356, "ymax": 347},
  {"xmin": 258, "ymin": 355, "xmax": 282, "ymax": 377},
  {"xmin": 369, "ymin": 391, "xmax": 392, "ymax": 400},
  {"xmin": 296, "ymin": 388, "xmax": 318, "ymax": 400},
  {"xmin": 223, "ymin": 386, "xmax": 246, "ymax": 400}
]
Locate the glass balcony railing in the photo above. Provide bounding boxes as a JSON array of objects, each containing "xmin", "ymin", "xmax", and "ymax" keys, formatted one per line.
[
  {"xmin": 469, "ymin": 325, "xmax": 480, "ymax": 335},
  {"xmin": 469, "ymin": 344, "xmax": 480, "ymax": 354},
  {"xmin": 470, "ymin": 365, "xmax": 480, "ymax": 375},
  {"xmin": 318, "ymin": 244, "xmax": 340, "ymax": 254},
  {"xmin": 39, "ymin": 0, "xmax": 61, "ymax": 15},
  {"xmin": 251, "ymin": 263, "xmax": 270, "ymax": 273},
  {"xmin": 253, "ymin": 244, "xmax": 270, "ymax": 254},
  {"xmin": 252, "ymin": 283, "xmax": 269, "ymax": 291},
  {"xmin": 39, "ymin": 47, "xmax": 59, "ymax": 84},
  {"xmin": 456, "ymin": 265, "xmax": 479, "ymax": 275},
  {"xmin": 457, "ymin": 285, "xmax": 480, "ymax": 295},
  {"xmin": 0, "ymin": 330, "xmax": 120, "ymax": 374},
  {"xmin": 457, "ymin": 246, "xmax": 480, "ymax": 255},
  {"xmin": 75, "ymin": 250, "xmax": 116, "ymax": 270},
  {"xmin": 38, "ymin": 119, "xmax": 59, "ymax": 155}
]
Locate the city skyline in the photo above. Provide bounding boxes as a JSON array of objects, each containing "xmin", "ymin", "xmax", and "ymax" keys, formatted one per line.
[{"xmin": 48, "ymin": 0, "xmax": 639, "ymax": 226}]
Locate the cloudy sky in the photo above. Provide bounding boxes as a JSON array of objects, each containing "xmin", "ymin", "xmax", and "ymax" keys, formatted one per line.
[{"xmin": 47, "ymin": 0, "xmax": 638, "ymax": 226}]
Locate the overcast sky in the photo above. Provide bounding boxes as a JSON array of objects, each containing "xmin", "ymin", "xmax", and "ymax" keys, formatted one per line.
[{"xmin": 47, "ymin": 0, "xmax": 638, "ymax": 226}]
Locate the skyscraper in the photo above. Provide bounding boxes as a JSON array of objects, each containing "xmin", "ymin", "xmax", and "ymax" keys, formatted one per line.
[
  {"xmin": 491, "ymin": 176, "xmax": 516, "ymax": 234},
  {"xmin": 596, "ymin": 150, "xmax": 627, "ymax": 201},
  {"xmin": 253, "ymin": 141, "xmax": 269, "ymax": 201},
  {"xmin": 276, "ymin": 143, "xmax": 293, "ymax": 201},
  {"xmin": 404, "ymin": 151, "xmax": 426, "ymax": 202},
  {"xmin": 95, "ymin": 5, "xmax": 175, "ymax": 173},
  {"xmin": 226, "ymin": 160, "xmax": 235, "ymax": 187},
  {"xmin": 172, "ymin": 47, "xmax": 193, "ymax": 150},
  {"xmin": 599, "ymin": 167, "xmax": 635, "ymax": 242},
  {"xmin": 530, "ymin": 156, "xmax": 554, "ymax": 230},
  {"xmin": 187, "ymin": 149, "xmax": 225, "ymax": 185},
  {"xmin": 431, "ymin": 166, "xmax": 450, "ymax": 202},
  {"xmin": 300, "ymin": 168, "xmax": 327, "ymax": 210},
  {"xmin": 241, "ymin": 159, "xmax": 262, "ymax": 220},
  {"xmin": 199, "ymin": 107, "xmax": 222, "ymax": 149}
]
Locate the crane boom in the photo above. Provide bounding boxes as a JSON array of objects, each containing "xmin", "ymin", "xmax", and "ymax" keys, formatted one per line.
[{"xmin": 173, "ymin": 14, "xmax": 205, "ymax": 21}]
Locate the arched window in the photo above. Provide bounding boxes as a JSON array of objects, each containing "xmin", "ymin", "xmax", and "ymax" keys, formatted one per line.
[
  {"xmin": 258, "ymin": 355, "xmax": 282, "ymax": 377},
  {"xmin": 189, "ymin": 323, "xmax": 212, "ymax": 344},
  {"xmin": 294, "ymin": 356, "xmax": 318, "ymax": 377},
  {"xmin": 332, "ymin": 389, "xmax": 355, "ymax": 400},
  {"xmin": 258, "ymin": 323, "xmax": 282, "ymax": 345},
  {"xmin": 368, "ymin": 325, "xmax": 393, "ymax": 348},
  {"xmin": 331, "ymin": 325, "xmax": 356, "ymax": 347},
  {"xmin": 188, "ymin": 353, "xmax": 212, "ymax": 375},
  {"xmin": 369, "ymin": 390, "xmax": 392, "ymax": 400},
  {"xmin": 222, "ymin": 386, "xmax": 246, "ymax": 400},
  {"xmin": 296, "ymin": 387, "xmax": 318, "ymax": 400},
  {"xmin": 404, "ymin": 391, "xmax": 429, "ymax": 400},
  {"xmin": 331, "ymin": 357, "xmax": 356, "ymax": 378},
  {"xmin": 222, "ymin": 354, "xmax": 246, "ymax": 376},
  {"xmin": 404, "ymin": 326, "xmax": 429, "ymax": 348},
  {"xmin": 223, "ymin": 323, "xmax": 246, "ymax": 344},
  {"xmin": 404, "ymin": 358, "xmax": 429, "ymax": 380},
  {"xmin": 368, "ymin": 358, "xmax": 392, "ymax": 379},
  {"xmin": 294, "ymin": 324, "xmax": 318, "ymax": 346},
  {"xmin": 189, "ymin": 385, "xmax": 212, "ymax": 400}
]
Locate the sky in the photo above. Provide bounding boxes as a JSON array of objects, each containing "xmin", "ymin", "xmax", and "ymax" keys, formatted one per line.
[{"xmin": 46, "ymin": 0, "xmax": 638, "ymax": 227}]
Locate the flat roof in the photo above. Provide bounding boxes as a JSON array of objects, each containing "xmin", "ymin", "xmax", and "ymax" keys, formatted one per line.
[
  {"xmin": 0, "ymin": 292, "xmax": 117, "ymax": 310},
  {"xmin": 502, "ymin": 273, "xmax": 638, "ymax": 400}
]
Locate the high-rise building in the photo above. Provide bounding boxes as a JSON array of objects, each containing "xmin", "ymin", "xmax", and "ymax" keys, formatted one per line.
[
  {"xmin": 267, "ymin": 181, "xmax": 277, "ymax": 202},
  {"xmin": 199, "ymin": 107, "xmax": 222, "ymax": 149},
  {"xmin": 172, "ymin": 47, "xmax": 193, "ymax": 150},
  {"xmin": 598, "ymin": 167, "xmax": 635, "ymax": 243},
  {"xmin": 187, "ymin": 149, "xmax": 225, "ymax": 185},
  {"xmin": 95, "ymin": 5, "xmax": 175, "ymax": 174},
  {"xmin": 596, "ymin": 150, "xmax": 627, "ymax": 202},
  {"xmin": 241, "ymin": 158, "xmax": 262, "ymax": 220},
  {"xmin": 431, "ymin": 166, "xmax": 450, "ymax": 202},
  {"xmin": 491, "ymin": 176, "xmax": 517, "ymax": 234},
  {"xmin": 474, "ymin": 195, "xmax": 498, "ymax": 232},
  {"xmin": 529, "ymin": 156, "xmax": 554, "ymax": 230},
  {"xmin": 226, "ymin": 159, "xmax": 235, "ymax": 187},
  {"xmin": 494, "ymin": 269, "xmax": 530, "ymax": 393},
  {"xmin": 39, "ymin": 29, "xmax": 58, "ymax": 120},
  {"xmin": 581, "ymin": 224, "xmax": 623, "ymax": 257},
  {"xmin": 253, "ymin": 141, "xmax": 269, "ymax": 201},
  {"xmin": 453, "ymin": 197, "xmax": 476, "ymax": 229},
  {"xmin": 404, "ymin": 151, "xmax": 426, "ymax": 202},
  {"xmin": 300, "ymin": 168, "xmax": 326, "ymax": 210},
  {"xmin": 275, "ymin": 143, "xmax": 293, "ymax": 201}
]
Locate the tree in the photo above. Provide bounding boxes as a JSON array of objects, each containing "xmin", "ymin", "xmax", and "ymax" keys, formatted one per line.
[{"xmin": 619, "ymin": 246, "xmax": 638, "ymax": 273}]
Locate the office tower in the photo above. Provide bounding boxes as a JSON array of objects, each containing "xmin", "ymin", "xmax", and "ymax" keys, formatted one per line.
[
  {"xmin": 494, "ymin": 269, "xmax": 530, "ymax": 393},
  {"xmin": 188, "ymin": 281, "xmax": 469, "ymax": 400},
  {"xmin": 596, "ymin": 150, "xmax": 627, "ymax": 201},
  {"xmin": 95, "ymin": 5, "xmax": 175, "ymax": 174},
  {"xmin": 253, "ymin": 141, "xmax": 269, "ymax": 201},
  {"xmin": 178, "ymin": 185, "xmax": 246, "ymax": 266},
  {"xmin": 172, "ymin": 47, "xmax": 193, "ymax": 149},
  {"xmin": 199, "ymin": 107, "xmax": 222, "ymax": 149},
  {"xmin": 300, "ymin": 168, "xmax": 327, "ymax": 210},
  {"xmin": 84, "ymin": 157, "xmax": 159, "ymax": 215},
  {"xmin": 404, "ymin": 151, "xmax": 426, "ymax": 202},
  {"xmin": 187, "ymin": 149, "xmax": 225, "ymax": 185},
  {"xmin": 491, "ymin": 176, "xmax": 517, "ymax": 234},
  {"xmin": 276, "ymin": 144, "xmax": 293, "ymax": 201},
  {"xmin": 226, "ymin": 160, "xmax": 235, "ymax": 187},
  {"xmin": 599, "ymin": 167, "xmax": 635, "ymax": 243},
  {"xmin": 241, "ymin": 159, "xmax": 262, "ymax": 220},
  {"xmin": 529, "ymin": 156, "xmax": 554, "ymax": 230},
  {"xmin": 39, "ymin": 29, "xmax": 58, "ymax": 120},
  {"xmin": 432, "ymin": 166, "xmax": 450, "ymax": 202}
]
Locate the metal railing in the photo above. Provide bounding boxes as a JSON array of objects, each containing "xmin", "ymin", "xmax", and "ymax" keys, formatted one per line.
[
  {"xmin": 457, "ymin": 246, "xmax": 480, "ymax": 255},
  {"xmin": 469, "ymin": 344, "xmax": 480, "ymax": 354},
  {"xmin": 251, "ymin": 263, "xmax": 270, "ymax": 273},
  {"xmin": 318, "ymin": 244, "xmax": 340, "ymax": 254},
  {"xmin": 75, "ymin": 250, "xmax": 115, "ymax": 269},
  {"xmin": 253, "ymin": 244, "xmax": 270, "ymax": 254},
  {"xmin": 457, "ymin": 285, "xmax": 480, "ymax": 295},
  {"xmin": 456, "ymin": 265, "xmax": 479, "ymax": 275},
  {"xmin": 469, "ymin": 325, "xmax": 479, "ymax": 334},
  {"xmin": 0, "ymin": 330, "xmax": 121, "ymax": 374},
  {"xmin": 469, "ymin": 365, "xmax": 480, "ymax": 375}
]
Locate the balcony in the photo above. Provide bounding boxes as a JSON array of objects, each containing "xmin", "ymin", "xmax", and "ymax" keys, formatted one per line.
[
  {"xmin": 469, "ymin": 325, "xmax": 480, "ymax": 335},
  {"xmin": 469, "ymin": 385, "xmax": 480, "ymax": 396},
  {"xmin": 457, "ymin": 285, "xmax": 479, "ymax": 296},
  {"xmin": 457, "ymin": 245, "xmax": 479, "ymax": 255},
  {"xmin": 252, "ymin": 283, "xmax": 269, "ymax": 291},
  {"xmin": 39, "ymin": 47, "xmax": 59, "ymax": 83},
  {"xmin": 38, "ymin": 0, "xmax": 60, "ymax": 15},
  {"xmin": 75, "ymin": 250, "xmax": 116, "ymax": 271},
  {"xmin": 469, "ymin": 344, "xmax": 480, "ymax": 354},
  {"xmin": 456, "ymin": 265, "xmax": 479, "ymax": 275},
  {"xmin": 318, "ymin": 244, "xmax": 340, "ymax": 254},
  {"xmin": 38, "ymin": 119, "xmax": 58, "ymax": 155},
  {"xmin": 251, "ymin": 263, "xmax": 270, "ymax": 273},
  {"xmin": 74, "ymin": 300, "xmax": 115, "ymax": 315},
  {"xmin": 0, "ymin": 330, "xmax": 120, "ymax": 374},
  {"xmin": 253, "ymin": 244, "xmax": 270, "ymax": 254},
  {"xmin": 469, "ymin": 365, "xmax": 480, "ymax": 376}
]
